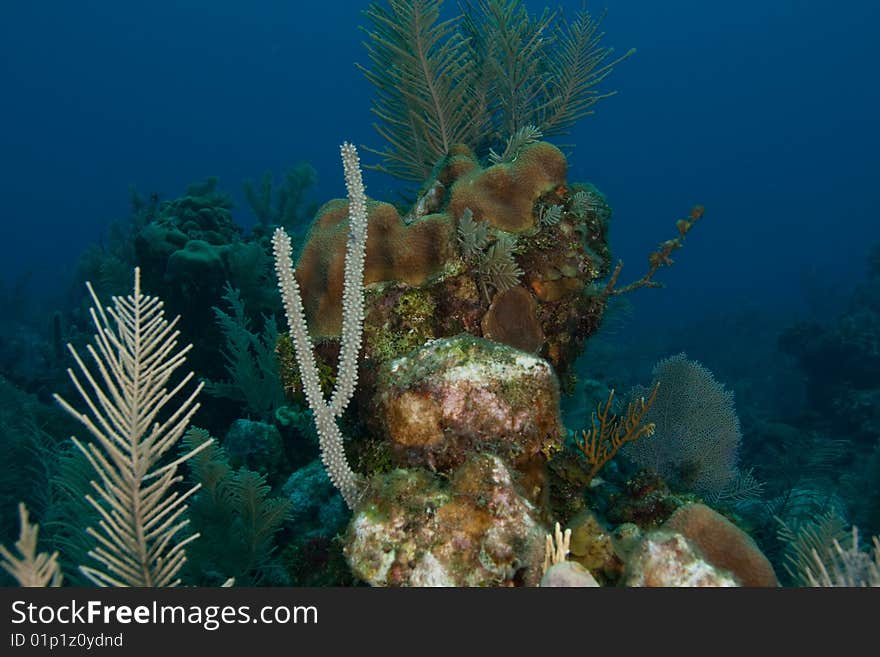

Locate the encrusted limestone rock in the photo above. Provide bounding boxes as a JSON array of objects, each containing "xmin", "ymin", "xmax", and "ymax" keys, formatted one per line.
[
  {"xmin": 663, "ymin": 503, "xmax": 778, "ymax": 587},
  {"xmin": 566, "ymin": 510, "xmax": 621, "ymax": 583},
  {"xmin": 624, "ymin": 531, "xmax": 739, "ymax": 587},
  {"xmin": 344, "ymin": 454, "xmax": 547, "ymax": 587},
  {"xmin": 375, "ymin": 335, "xmax": 563, "ymax": 474},
  {"xmin": 540, "ymin": 561, "xmax": 600, "ymax": 587}
]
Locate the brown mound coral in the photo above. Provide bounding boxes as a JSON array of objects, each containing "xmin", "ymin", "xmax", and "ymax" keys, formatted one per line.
[
  {"xmin": 295, "ymin": 200, "xmax": 455, "ymax": 337},
  {"xmin": 447, "ymin": 142, "xmax": 567, "ymax": 232},
  {"xmin": 481, "ymin": 286, "xmax": 544, "ymax": 352},
  {"xmin": 663, "ymin": 503, "xmax": 778, "ymax": 587}
]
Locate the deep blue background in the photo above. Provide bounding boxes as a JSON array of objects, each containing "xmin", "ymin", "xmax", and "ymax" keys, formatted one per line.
[{"xmin": 1, "ymin": 0, "xmax": 878, "ymax": 328}]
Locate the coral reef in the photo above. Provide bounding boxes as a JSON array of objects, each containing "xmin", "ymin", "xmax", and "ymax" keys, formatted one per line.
[
  {"xmin": 344, "ymin": 454, "xmax": 546, "ymax": 586},
  {"xmin": 780, "ymin": 244, "xmax": 880, "ymax": 447},
  {"xmin": 777, "ymin": 245, "xmax": 880, "ymax": 537},
  {"xmin": 288, "ymin": 141, "xmax": 612, "ymax": 398},
  {"xmin": 663, "ymin": 503, "xmax": 778, "ymax": 587},
  {"xmin": 623, "ymin": 531, "xmax": 739, "ymax": 587},
  {"xmin": 3, "ymin": 1, "xmax": 769, "ymax": 591},
  {"xmin": 374, "ymin": 335, "xmax": 562, "ymax": 480}
]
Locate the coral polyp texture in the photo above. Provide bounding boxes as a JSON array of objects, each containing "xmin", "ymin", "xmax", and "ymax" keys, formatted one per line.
[{"xmin": 446, "ymin": 142, "xmax": 568, "ymax": 232}]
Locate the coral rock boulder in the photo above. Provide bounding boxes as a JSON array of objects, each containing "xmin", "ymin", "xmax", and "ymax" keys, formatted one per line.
[
  {"xmin": 375, "ymin": 335, "xmax": 564, "ymax": 473},
  {"xmin": 662, "ymin": 503, "xmax": 778, "ymax": 587},
  {"xmin": 624, "ymin": 531, "xmax": 739, "ymax": 587},
  {"xmin": 344, "ymin": 454, "xmax": 547, "ymax": 587}
]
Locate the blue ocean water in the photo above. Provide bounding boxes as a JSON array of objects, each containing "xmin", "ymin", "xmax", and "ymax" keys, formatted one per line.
[
  {"xmin": 2, "ymin": 0, "xmax": 877, "ymax": 318},
  {"xmin": 0, "ymin": 1, "xmax": 878, "ymax": 586}
]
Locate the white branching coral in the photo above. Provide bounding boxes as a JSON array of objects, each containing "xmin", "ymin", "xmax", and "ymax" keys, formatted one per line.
[
  {"xmin": 542, "ymin": 522, "xmax": 572, "ymax": 574},
  {"xmin": 0, "ymin": 503, "xmax": 63, "ymax": 587},
  {"xmin": 54, "ymin": 268, "xmax": 210, "ymax": 587},
  {"xmin": 272, "ymin": 142, "xmax": 367, "ymax": 509}
]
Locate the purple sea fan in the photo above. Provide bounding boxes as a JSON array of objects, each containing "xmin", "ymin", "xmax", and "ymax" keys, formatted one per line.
[{"xmin": 621, "ymin": 353, "xmax": 745, "ymax": 501}]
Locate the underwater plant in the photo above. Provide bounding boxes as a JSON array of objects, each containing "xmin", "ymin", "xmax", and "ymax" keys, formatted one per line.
[
  {"xmin": 599, "ymin": 205, "xmax": 705, "ymax": 300},
  {"xmin": 52, "ymin": 268, "xmax": 211, "ymax": 586},
  {"xmin": 243, "ymin": 162, "xmax": 318, "ymax": 235},
  {"xmin": 182, "ymin": 428, "xmax": 292, "ymax": 586},
  {"xmin": 204, "ymin": 283, "xmax": 286, "ymax": 421},
  {"xmin": 0, "ymin": 503, "xmax": 63, "ymax": 587},
  {"xmin": 805, "ymin": 526, "xmax": 880, "ymax": 587},
  {"xmin": 359, "ymin": 0, "xmax": 633, "ymax": 180}
]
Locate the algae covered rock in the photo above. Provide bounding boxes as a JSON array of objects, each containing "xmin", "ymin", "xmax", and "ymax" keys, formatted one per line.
[
  {"xmin": 624, "ymin": 531, "xmax": 739, "ymax": 587},
  {"xmin": 540, "ymin": 561, "xmax": 600, "ymax": 587},
  {"xmin": 375, "ymin": 335, "xmax": 563, "ymax": 473},
  {"xmin": 565, "ymin": 509, "xmax": 621, "ymax": 582},
  {"xmin": 662, "ymin": 503, "xmax": 778, "ymax": 587},
  {"xmin": 344, "ymin": 454, "xmax": 546, "ymax": 587}
]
